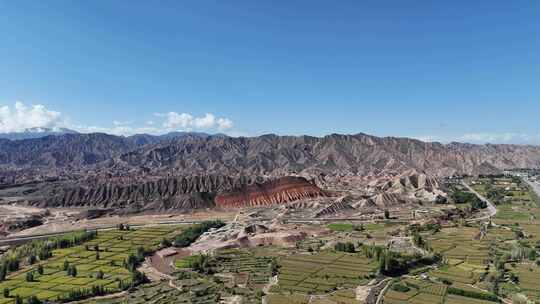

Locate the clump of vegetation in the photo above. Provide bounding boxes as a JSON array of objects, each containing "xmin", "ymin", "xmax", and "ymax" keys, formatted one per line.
[
  {"xmin": 56, "ymin": 285, "xmax": 110, "ymax": 302},
  {"xmin": 448, "ymin": 287, "xmax": 500, "ymax": 302},
  {"xmin": 362, "ymin": 244, "xmax": 441, "ymax": 276},
  {"xmin": 123, "ymin": 246, "xmax": 147, "ymax": 272},
  {"xmin": 334, "ymin": 242, "xmax": 355, "ymax": 253},
  {"xmin": 451, "ymin": 190, "xmax": 486, "ymax": 210},
  {"xmin": 173, "ymin": 220, "xmax": 225, "ymax": 247},
  {"xmin": 391, "ymin": 283, "xmax": 410, "ymax": 292},
  {"xmin": 25, "ymin": 271, "xmax": 34, "ymax": 282},
  {"xmin": 187, "ymin": 254, "xmax": 215, "ymax": 274},
  {"xmin": 117, "ymin": 223, "xmax": 130, "ymax": 231},
  {"xmin": 67, "ymin": 265, "xmax": 78, "ymax": 277},
  {"xmin": 26, "ymin": 295, "xmax": 41, "ymax": 304}
]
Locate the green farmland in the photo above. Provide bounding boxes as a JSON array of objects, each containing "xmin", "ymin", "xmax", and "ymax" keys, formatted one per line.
[
  {"xmin": 83, "ymin": 271, "xmax": 221, "ymax": 304},
  {"xmin": 383, "ymin": 278, "xmax": 499, "ymax": 304},
  {"xmin": 272, "ymin": 251, "xmax": 377, "ymax": 295},
  {"xmin": 0, "ymin": 226, "xmax": 181, "ymax": 304},
  {"xmin": 214, "ymin": 248, "xmax": 274, "ymax": 287}
]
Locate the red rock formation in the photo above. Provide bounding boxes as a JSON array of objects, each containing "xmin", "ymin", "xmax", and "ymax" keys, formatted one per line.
[{"xmin": 215, "ymin": 176, "xmax": 328, "ymax": 208}]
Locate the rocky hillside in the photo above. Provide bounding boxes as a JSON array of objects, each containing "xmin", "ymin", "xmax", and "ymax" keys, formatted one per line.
[
  {"xmin": 1, "ymin": 132, "xmax": 540, "ymax": 211},
  {"xmin": 24, "ymin": 175, "xmax": 327, "ymax": 210},
  {"xmin": 0, "ymin": 132, "xmax": 212, "ymax": 168},
  {"xmin": 215, "ymin": 176, "xmax": 327, "ymax": 208},
  {"xmin": 27, "ymin": 175, "xmax": 260, "ymax": 211},
  {"xmin": 115, "ymin": 133, "xmax": 540, "ymax": 177},
  {"xmin": 1, "ymin": 132, "xmax": 540, "ymax": 181}
]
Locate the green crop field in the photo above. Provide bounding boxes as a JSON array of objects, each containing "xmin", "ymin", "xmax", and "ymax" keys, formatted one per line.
[
  {"xmin": 428, "ymin": 227, "xmax": 492, "ymax": 267},
  {"xmin": 327, "ymin": 223, "xmax": 356, "ymax": 232},
  {"xmin": 0, "ymin": 225, "xmax": 181, "ymax": 304},
  {"xmin": 267, "ymin": 293, "xmax": 309, "ymax": 304},
  {"xmin": 505, "ymin": 263, "xmax": 540, "ymax": 301},
  {"xmin": 383, "ymin": 278, "xmax": 501, "ymax": 304},
  {"xmin": 272, "ymin": 251, "xmax": 377, "ymax": 295},
  {"xmin": 429, "ymin": 264, "xmax": 482, "ymax": 285},
  {"xmin": 82, "ymin": 272, "xmax": 221, "ymax": 304},
  {"xmin": 383, "ymin": 279, "xmax": 447, "ymax": 304},
  {"xmin": 213, "ymin": 248, "xmax": 274, "ymax": 287}
]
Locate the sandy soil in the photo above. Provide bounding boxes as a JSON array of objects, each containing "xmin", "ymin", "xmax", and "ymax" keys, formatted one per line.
[
  {"xmin": 356, "ymin": 283, "xmax": 373, "ymax": 302},
  {"xmin": 0, "ymin": 204, "xmax": 48, "ymax": 220},
  {"xmin": 148, "ymin": 248, "xmax": 191, "ymax": 274}
]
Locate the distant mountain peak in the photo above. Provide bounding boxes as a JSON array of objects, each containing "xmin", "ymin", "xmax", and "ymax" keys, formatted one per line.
[{"xmin": 0, "ymin": 127, "xmax": 78, "ymax": 140}]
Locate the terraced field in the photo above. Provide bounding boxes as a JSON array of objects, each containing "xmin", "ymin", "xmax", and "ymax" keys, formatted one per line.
[
  {"xmin": 0, "ymin": 226, "xmax": 181, "ymax": 304},
  {"xmin": 429, "ymin": 227, "xmax": 492, "ymax": 266},
  {"xmin": 272, "ymin": 251, "xmax": 377, "ymax": 294},
  {"xmin": 445, "ymin": 294, "xmax": 497, "ymax": 304},
  {"xmin": 84, "ymin": 273, "xmax": 221, "ymax": 304},
  {"xmin": 429, "ymin": 264, "xmax": 483, "ymax": 286},
  {"xmin": 267, "ymin": 293, "xmax": 309, "ymax": 304},
  {"xmin": 383, "ymin": 278, "xmax": 501, "ymax": 304},
  {"xmin": 214, "ymin": 248, "xmax": 273, "ymax": 287},
  {"xmin": 383, "ymin": 279, "xmax": 447, "ymax": 304},
  {"xmin": 506, "ymin": 263, "xmax": 540, "ymax": 302},
  {"xmin": 320, "ymin": 289, "xmax": 358, "ymax": 304}
]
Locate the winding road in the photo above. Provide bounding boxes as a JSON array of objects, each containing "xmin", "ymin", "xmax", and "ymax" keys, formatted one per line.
[
  {"xmin": 462, "ymin": 181, "xmax": 497, "ymax": 222},
  {"xmin": 524, "ymin": 178, "xmax": 540, "ymax": 198}
]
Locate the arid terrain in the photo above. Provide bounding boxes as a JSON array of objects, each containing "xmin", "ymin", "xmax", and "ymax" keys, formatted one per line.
[{"xmin": 1, "ymin": 133, "xmax": 540, "ymax": 304}]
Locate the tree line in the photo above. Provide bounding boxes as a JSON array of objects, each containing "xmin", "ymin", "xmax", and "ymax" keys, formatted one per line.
[{"xmin": 173, "ymin": 220, "xmax": 225, "ymax": 247}]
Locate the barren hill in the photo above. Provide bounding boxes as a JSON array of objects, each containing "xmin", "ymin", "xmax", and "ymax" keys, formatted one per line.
[{"xmin": 1, "ymin": 132, "xmax": 540, "ymax": 211}]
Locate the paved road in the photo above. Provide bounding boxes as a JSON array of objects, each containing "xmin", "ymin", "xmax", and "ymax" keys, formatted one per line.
[
  {"xmin": 524, "ymin": 178, "xmax": 540, "ymax": 198},
  {"xmin": 462, "ymin": 182, "xmax": 497, "ymax": 222}
]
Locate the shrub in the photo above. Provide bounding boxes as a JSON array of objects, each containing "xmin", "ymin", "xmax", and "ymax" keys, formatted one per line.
[
  {"xmin": 96, "ymin": 270, "xmax": 104, "ymax": 279},
  {"xmin": 335, "ymin": 242, "xmax": 355, "ymax": 253},
  {"xmin": 27, "ymin": 296, "xmax": 41, "ymax": 304},
  {"xmin": 448, "ymin": 287, "xmax": 500, "ymax": 302},
  {"xmin": 25, "ymin": 271, "xmax": 34, "ymax": 282},
  {"xmin": 173, "ymin": 220, "xmax": 225, "ymax": 247},
  {"xmin": 392, "ymin": 283, "xmax": 410, "ymax": 292},
  {"xmin": 0, "ymin": 266, "xmax": 6, "ymax": 281},
  {"xmin": 67, "ymin": 265, "xmax": 77, "ymax": 277}
]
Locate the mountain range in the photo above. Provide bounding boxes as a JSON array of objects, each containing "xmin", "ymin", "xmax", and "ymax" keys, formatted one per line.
[
  {"xmin": 1, "ymin": 132, "xmax": 540, "ymax": 211},
  {"xmin": 1, "ymin": 132, "xmax": 540, "ymax": 180}
]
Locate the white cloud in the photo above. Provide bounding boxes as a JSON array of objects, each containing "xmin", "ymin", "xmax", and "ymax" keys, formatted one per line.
[
  {"xmin": 457, "ymin": 133, "xmax": 540, "ymax": 145},
  {"xmin": 194, "ymin": 113, "xmax": 215, "ymax": 128},
  {"xmin": 163, "ymin": 112, "xmax": 193, "ymax": 129},
  {"xmin": 217, "ymin": 117, "xmax": 234, "ymax": 131},
  {"xmin": 411, "ymin": 135, "xmax": 443, "ymax": 143},
  {"xmin": 0, "ymin": 101, "xmax": 237, "ymax": 136},
  {"xmin": 0, "ymin": 101, "xmax": 64, "ymax": 133},
  {"xmin": 75, "ymin": 124, "xmax": 161, "ymax": 136},
  {"xmin": 161, "ymin": 112, "xmax": 233, "ymax": 131},
  {"xmin": 412, "ymin": 133, "xmax": 540, "ymax": 145}
]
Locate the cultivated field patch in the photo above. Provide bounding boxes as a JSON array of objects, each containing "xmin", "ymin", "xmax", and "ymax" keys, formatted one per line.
[
  {"xmin": 273, "ymin": 251, "xmax": 377, "ymax": 294},
  {"xmin": 0, "ymin": 225, "xmax": 181, "ymax": 304}
]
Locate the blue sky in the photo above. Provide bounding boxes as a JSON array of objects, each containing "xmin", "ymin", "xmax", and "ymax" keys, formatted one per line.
[{"xmin": 1, "ymin": 1, "xmax": 539, "ymax": 144}]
